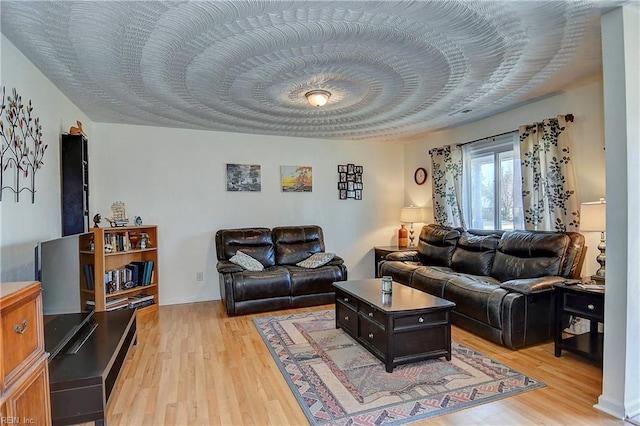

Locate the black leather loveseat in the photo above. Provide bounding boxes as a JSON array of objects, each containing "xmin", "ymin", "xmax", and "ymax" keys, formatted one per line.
[
  {"xmin": 215, "ymin": 225, "xmax": 347, "ymax": 315},
  {"xmin": 379, "ymin": 224, "xmax": 585, "ymax": 349}
]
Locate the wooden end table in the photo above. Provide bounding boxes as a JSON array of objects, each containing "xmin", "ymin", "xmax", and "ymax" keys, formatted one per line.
[
  {"xmin": 373, "ymin": 246, "xmax": 416, "ymax": 278},
  {"xmin": 553, "ymin": 282, "xmax": 604, "ymax": 363}
]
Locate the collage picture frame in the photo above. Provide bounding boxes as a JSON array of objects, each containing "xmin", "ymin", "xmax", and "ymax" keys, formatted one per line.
[{"xmin": 338, "ymin": 164, "xmax": 363, "ymax": 200}]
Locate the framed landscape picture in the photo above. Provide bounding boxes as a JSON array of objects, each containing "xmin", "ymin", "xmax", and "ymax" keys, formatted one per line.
[
  {"xmin": 281, "ymin": 166, "xmax": 312, "ymax": 192},
  {"xmin": 226, "ymin": 164, "xmax": 261, "ymax": 192}
]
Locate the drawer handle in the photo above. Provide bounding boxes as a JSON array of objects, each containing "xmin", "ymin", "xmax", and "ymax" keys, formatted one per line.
[
  {"xmin": 343, "ymin": 297, "xmax": 349, "ymax": 302},
  {"xmin": 368, "ymin": 312, "xmax": 374, "ymax": 317},
  {"xmin": 368, "ymin": 333, "xmax": 374, "ymax": 339},
  {"xmin": 588, "ymin": 304, "xmax": 595, "ymax": 310},
  {"xmin": 14, "ymin": 320, "xmax": 28, "ymax": 334},
  {"xmin": 418, "ymin": 317, "xmax": 424, "ymax": 323},
  {"xmin": 344, "ymin": 316, "xmax": 349, "ymax": 321}
]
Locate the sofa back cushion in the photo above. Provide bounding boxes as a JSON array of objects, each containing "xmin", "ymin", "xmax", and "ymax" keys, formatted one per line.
[
  {"xmin": 490, "ymin": 231, "xmax": 570, "ymax": 282},
  {"xmin": 273, "ymin": 225, "xmax": 326, "ymax": 265},
  {"xmin": 451, "ymin": 233, "xmax": 500, "ymax": 276},
  {"xmin": 416, "ymin": 224, "xmax": 461, "ymax": 267},
  {"xmin": 560, "ymin": 232, "xmax": 586, "ymax": 279},
  {"xmin": 215, "ymin": 228, "xmax": 276, "ymax": 267}
]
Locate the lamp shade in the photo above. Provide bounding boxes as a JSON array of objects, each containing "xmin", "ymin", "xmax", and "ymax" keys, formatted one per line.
[
  {"xmin": 580, "ymin": 198, "xmax": 606, "ymax": 232},
  {"xmin": 400, "ymin": 206, "xmax": 422, "ymax": 223}
]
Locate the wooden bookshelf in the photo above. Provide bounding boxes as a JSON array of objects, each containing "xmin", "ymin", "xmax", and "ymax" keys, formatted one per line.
[{"xmin": 78, "ymin": 226, "xmax": 159, "ymax": 315}]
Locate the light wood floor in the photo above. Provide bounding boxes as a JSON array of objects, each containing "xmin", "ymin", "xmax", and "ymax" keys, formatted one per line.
[{"xmin": 104, "ymin": 301, "xmax": 623, "ymax": 425}]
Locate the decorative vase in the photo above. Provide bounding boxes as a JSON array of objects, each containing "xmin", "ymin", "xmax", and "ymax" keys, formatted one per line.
[{"xmin": 398, "ymin": 224, "xmax": 408, "ymax": 248}]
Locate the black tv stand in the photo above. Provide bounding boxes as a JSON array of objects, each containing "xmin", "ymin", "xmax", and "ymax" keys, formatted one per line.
[{"xmin": 47, "ymin": 309, "xmax": 137, "ymax": 425}]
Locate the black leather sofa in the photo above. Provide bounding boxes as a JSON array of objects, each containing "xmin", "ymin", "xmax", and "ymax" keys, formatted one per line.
[
  {"xmin": 215, "ymin": 225, "xmax": 347, "ymax": 315},
  {"xmin": 379, "ymin": 224, "xmax": 586, "ymax": 349}
]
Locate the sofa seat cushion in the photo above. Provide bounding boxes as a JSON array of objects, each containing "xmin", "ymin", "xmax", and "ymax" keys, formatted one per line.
[
  {"xmin": 286, "ymin": 265, "xmax": 346, "ymax": 296},
  {"xmin": 230, "ymin": 266, "xmax": 291, "ymax": 302},
  {"xmin": 442, "ymin": 275, "xmax": 506, "ymax": 329},
  {"xmin": 409, "ymin": 266, "xmax": 456, "ymax": 297}
]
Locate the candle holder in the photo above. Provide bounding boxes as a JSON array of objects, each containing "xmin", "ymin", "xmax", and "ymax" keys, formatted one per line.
[{"xmin": 382, "ymin": 276, "xmax": 393, "ymax": 294}]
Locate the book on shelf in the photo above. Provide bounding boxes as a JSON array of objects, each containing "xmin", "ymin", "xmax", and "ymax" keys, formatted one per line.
[
  {"xmin": 125, "ymin": 263, "xmax": 140, "ymax": 286},
  {"xmin": 83, "ymin": 264, "xmax": 95, "ymax": 290},
  {"xmin": 86, "ymin": 297, "xmax": 128, "ymax": 307},
  {"xmin": 128, "ymin": 298, "xmax": 155, "ymax": 309},
  {"xmin": 143, "ymin": 260, "xmax": 154, "ymax": 285},
  {"xmin": 129, "ymin": 293, "xmax": 154, "ymax": 303}
]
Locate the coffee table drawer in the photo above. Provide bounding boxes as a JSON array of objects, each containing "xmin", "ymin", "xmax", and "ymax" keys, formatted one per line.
[
  {"xmin": 394, "ymin": 311, "xmax": 447, "ymax": 329},
  {"xmin": 335, "ymin": 290, "xmax": 358, "ymax": 310},
  {"xmin": 394, "ymin": 327, "xmax": 448, "ymax": 358},
  {"xmin": 359, "ymin": 304, "xmax": 385, "ymax": 328},
  {"xmin": 359, "ymin": 317, "xmax": 387, "ymax": 354},
  {"xmin": 336, "ymin": 302, "xmax": 357, "ymax": 334}
]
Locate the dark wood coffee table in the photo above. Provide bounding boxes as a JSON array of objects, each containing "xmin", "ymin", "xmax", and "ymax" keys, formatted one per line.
[{"xmin": 333, "ymin": 279, "xmax": 455, "ymax": 372}]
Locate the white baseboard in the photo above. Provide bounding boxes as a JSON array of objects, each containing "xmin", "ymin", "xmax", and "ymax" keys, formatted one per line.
[
  {"xmin": 595, "ymin": 394, "xmax": 626, "ymax": 419},
  {"xmin": 160, "ymin": 295, "xmax": 221, "ymax": 306}
]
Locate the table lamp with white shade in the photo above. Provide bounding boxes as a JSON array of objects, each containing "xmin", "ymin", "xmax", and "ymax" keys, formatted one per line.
[
  {"xmin": 580, "ymin": 198, "xmax": 606, "ymax": 282},
  {"xmin": 400, "ymin": 206, "xmax": 423, "ymax": 247}
]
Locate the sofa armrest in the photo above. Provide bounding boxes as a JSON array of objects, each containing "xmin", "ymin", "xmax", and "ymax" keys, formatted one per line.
[
  {"xmin": 216, "ymin": 260, "xmax": 244, "ymax": 274},
  {"xmin": 500, "ymin": 276, "xmax": 564, "ymax": 295},
  {"xmin": 386, "ymin": 251, "xmax": 419, "ymax": 262},
  {"xmin": 326, "ymin": 255, "xmax": 345, "ymax": 266}
]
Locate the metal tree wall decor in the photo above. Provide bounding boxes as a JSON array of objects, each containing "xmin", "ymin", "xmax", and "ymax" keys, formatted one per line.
[{"xmin": 0, "ymin": 87, "xmax": 48, "ymax": 203}]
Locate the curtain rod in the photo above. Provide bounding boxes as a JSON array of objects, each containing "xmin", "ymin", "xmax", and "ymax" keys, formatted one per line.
[
  {"xmin": 455, "ymin": 114, "xmax": 574, "ymax": 147},
  {"xmin": 456, "ymin": 130, "xmax": 517, "ymax": 147}
]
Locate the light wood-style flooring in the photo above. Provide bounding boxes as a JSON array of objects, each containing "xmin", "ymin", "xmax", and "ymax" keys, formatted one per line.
[{"xmin": 105, "ymin": 301, "xmax": 623, "ymax": 425}]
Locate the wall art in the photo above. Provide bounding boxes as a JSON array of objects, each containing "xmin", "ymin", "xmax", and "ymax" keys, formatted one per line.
[
  {"xmin": 338, "ymin": 164, "xmax": 363, "ymax": 200},
  {"xmin": 0, "ymin": 86, "xmax": 48, "ymax": 203},
  {"xmin": 281, "ymin": 166, "xmax": 312, "ymax": 192},
  {"xmin": 226, "ymin": 163, "xmax": 261, "ymax": 192}
]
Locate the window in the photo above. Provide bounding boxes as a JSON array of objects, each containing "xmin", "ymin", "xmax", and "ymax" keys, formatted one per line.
[{"xmin": 462, "ymin": 132, "xmax": 523, "ymax": 230}]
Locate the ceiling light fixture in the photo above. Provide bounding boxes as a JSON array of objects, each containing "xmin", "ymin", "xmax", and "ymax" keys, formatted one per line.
[{"xmin": 305, "ymin": 90, "xmax": 331, "ymax": 107}]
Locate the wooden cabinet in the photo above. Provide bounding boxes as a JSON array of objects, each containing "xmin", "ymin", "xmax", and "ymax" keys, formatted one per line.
[
  {"xmin": 61, "ymin": 134, "xmax": 89, "ymax": 236},
  {"xmin": 79, "ymin": 226, "xmax": 159, "ymax": 314},
  {"xmin": 0, "ymin": 281, "xmax": 51, "ymax": 425}
]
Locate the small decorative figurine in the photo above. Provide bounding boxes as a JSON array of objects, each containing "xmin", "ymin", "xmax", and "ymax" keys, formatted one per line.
[
  {"xmin": 93, "ymin": 213, "xmax": 101, "ymax": 228},
  {"xmin": 134, "ymin": 216, "xmax": 143, "ymax": 226},
  {"xmin": 69, "ymin": 121, "xmax": 84, "ymax": 135},
  {"xmin": 105, "ymin": 201, "xmax": 129, "ymax": 227},
  {"xmin": 140, "ymin": 232, "xmax": 150, "ymax": 249}
]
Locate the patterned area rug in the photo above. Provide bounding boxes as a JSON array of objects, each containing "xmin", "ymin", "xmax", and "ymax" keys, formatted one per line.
[{"xmin": 254, "ymin": 309, "xmax": 544, "ymax": 425}]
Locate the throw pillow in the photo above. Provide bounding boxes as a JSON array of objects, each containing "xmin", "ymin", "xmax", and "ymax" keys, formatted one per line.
[
  {"xmin": 229, "ymin": 250, "xmax": 264, "ymax": 271},
  {"xmin": 296, "ymin": 252, "xmax": 335, "ymax": 269}
]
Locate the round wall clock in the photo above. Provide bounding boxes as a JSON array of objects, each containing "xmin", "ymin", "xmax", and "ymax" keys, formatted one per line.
[{"xmin": 414, "ymin": 167, "xmax": 428, "ymax": 185}]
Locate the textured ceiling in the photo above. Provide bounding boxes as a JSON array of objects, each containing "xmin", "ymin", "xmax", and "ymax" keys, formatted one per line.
[{"xmin": 0, "ymin": 1, "xmax": 623, "ymax": 143}]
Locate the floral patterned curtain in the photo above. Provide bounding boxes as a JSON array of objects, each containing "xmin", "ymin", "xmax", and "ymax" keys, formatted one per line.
[
  {"xmin": 518, "ymin": 115, "xmax": 579, "ymax": 231},
  {"xmin": 429, "ymin": 145, "xmax": 466, "ymax": 228}
]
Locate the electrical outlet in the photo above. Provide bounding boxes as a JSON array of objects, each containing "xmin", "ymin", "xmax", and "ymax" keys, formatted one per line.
[{"xmin": 196, "ymin": 272, "xmax": 204, "ymax": 281}]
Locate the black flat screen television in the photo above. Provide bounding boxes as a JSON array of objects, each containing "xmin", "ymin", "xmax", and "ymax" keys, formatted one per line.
[{"xmin": 35, "ymin": 233, "xmax": 95, "ymax": 360}]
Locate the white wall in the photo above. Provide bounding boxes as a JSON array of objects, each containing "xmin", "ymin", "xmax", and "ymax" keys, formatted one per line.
[
  {"xmin": 403, "ymin": 82, "xmax": 607, "ymax": 277},
  {"xmin": 597, "ymin": 5, "xmax": 640, "ymax": 420},
  {"xmin": 90, "ymin": 123, "xmax": 405, "ymax": 305},
  {"xmin": 0, "ymin": 35, "xmax": 92, "ymax": 281}
]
